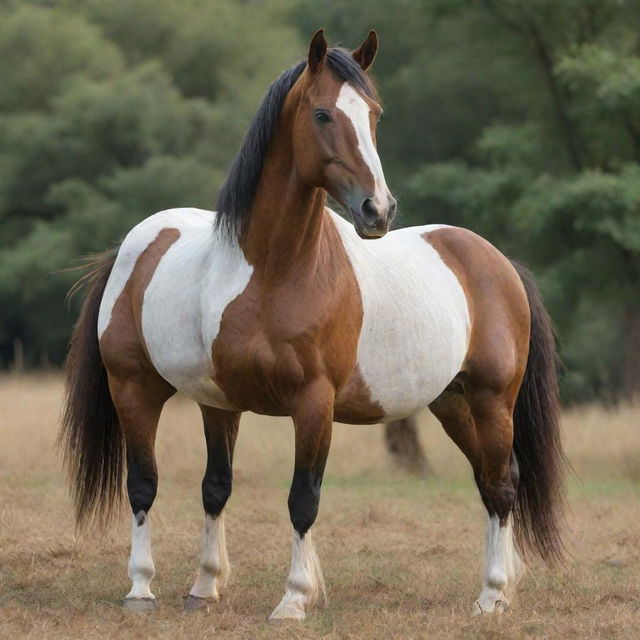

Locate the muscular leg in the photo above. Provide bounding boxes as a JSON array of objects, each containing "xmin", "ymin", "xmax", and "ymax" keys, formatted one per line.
[
  {"xmin": 108, "ymin": 372, "xmax": 174, "ymax": 612},
  {"xmin": 467, "ymin": 385, "xmax": 523, "ymax": 613},
  {"xmin": 270, "ymin": 380, "xmax": 333, "ymax": 620},
  {"xmin": 430, "ymin": 382, "xmax": 523, "ymax": 615},
  {"xmin": 185, "ymin": 406, "xmax": 240, "ymax": 611},
  {"xmin": 430, "ymin": 382, "xmax": 480, "ymax": 470}
]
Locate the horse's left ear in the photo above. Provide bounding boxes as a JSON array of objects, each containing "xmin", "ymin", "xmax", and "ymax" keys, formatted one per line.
[
  {"xmin": 353, "ymin": 30, "xmax": 378, "ymax": 71},
  {"xmin": 308, "ymin": 28, "xmax": 328, "ymax": 73}
]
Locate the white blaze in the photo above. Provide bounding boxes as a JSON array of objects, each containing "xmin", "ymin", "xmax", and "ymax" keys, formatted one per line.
[{"xmin": 335, "ymin": 83, "xmax": 389, "ymax": 210}]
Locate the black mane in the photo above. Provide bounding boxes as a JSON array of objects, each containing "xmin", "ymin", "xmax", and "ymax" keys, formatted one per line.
[{"xmin": 215, "ymin": 48, "xmax": 378, "ymax": 238}]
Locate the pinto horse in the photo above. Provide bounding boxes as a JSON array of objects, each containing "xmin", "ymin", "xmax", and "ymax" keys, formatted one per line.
[{"xmin": 61, "ymin": 30, "xmax": 565, "ymax": 619}]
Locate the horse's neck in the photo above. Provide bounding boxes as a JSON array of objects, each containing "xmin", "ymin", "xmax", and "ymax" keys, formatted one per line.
[{"xmin": 241, "ymin": 126, "xmax": 328, "ymax": 282}]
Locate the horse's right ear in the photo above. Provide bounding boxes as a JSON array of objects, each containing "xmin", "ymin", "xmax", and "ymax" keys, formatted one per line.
[{"xmin": 308, "ymin": 29, "xmax": 328, "ymax": 73}]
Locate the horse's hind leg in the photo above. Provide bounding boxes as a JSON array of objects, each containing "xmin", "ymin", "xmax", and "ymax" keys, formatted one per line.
[
  {"xmin": 467, "ymin": 383, "xmax": 524, "ymax": 614},
  {"xmin": 185, "ymin": 405, "xmax": 240, "ymax": 611},
  {"xmin": 430, "ymin": 381, "xmax": 523, "ymax": 615},
  {"xmin": 108, "ymin": 372, "xmax": 174, "ymax": 612}
]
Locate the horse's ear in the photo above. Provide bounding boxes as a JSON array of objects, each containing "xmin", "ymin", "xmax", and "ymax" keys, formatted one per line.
[
  {"xmin": 353, "ymin": 30, "xmax": 378, "ymax": 71},
  {"xmin": 308, "ymin": 28, "xmax": 328, "ymax": 73}
]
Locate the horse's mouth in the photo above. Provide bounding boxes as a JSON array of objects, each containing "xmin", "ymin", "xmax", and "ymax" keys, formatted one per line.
[{"xmin": 353, "ymin": 215, "xmax": 389, "ymax": 240}]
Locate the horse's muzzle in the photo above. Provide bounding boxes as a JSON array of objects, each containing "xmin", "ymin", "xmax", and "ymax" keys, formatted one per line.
[{"xmin": 352, "ymin": 194, "xmax": 397, "ymax": 239}]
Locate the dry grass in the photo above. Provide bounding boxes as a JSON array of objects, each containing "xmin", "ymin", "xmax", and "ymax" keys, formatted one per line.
[{"xmin": 0, "ymin": 374, "xmax": 639, "ymax": 639}]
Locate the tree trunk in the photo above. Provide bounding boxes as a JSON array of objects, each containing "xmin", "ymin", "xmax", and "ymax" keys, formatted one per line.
[
  {"xmin": 384, "ymin": 415, "xmax": 433, "ymax": 476},
  {"xmin": 11, "ymin": 338, "xmax": 24, "ymax": 373},
  {"xmin": 622, "ymin": 304, "xmax": 640, "ymax": 399}
]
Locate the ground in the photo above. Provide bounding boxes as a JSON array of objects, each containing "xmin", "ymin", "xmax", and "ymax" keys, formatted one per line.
[{"xmin": 0, "ymin": 374, "xmax": 639, "ymax": 639}]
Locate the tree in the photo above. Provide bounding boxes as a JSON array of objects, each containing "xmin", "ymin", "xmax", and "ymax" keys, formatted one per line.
[
  {"xmin": 1, "ymin": 0, "xmax": 638, "ymax": 403},
  {"xmin": 398, "ymin": 0, "xmax": 640, "ymax": 401},
  {"xmin": 0, "ymin": 0, "xmax": 302, "ymax": 366}
]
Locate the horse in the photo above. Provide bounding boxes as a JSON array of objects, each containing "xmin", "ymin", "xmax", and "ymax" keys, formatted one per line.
[{"xmin": 60, "ymin": 29, "xmax": 566, "ymax": 619}]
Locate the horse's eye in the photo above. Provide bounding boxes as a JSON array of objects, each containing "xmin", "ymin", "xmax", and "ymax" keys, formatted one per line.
[{"xmin": 314, "ymin": 109, "xmax": 332, "ymax": 124}]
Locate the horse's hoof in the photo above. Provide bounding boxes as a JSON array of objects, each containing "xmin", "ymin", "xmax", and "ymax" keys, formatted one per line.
[
  {"xmin": 471, "ymin": 598, "xmax": 508, "ymax": 616},
  {"xmin": 269, "ymin": 598, "xmax": 306, "ymax": 621},
  {"xmin": 123, "ymin": 597, "xmax": 156, "ymax": 613},
  {"xmin": 183, "ymin": 594, "xmax": 216, "ymax": 613},
  {"xmin": 494, "ymin": 600, "xmax": 508, "ymax": 614}
]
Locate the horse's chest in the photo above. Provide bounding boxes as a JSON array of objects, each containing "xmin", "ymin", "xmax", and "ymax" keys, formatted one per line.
[
  {"xmin": 211, "ymin": 292, "xmax": 324, "ymax": 414},
  {"xmin": 213, "ymin": 334, "xmax": 304, "ymax": 414}
]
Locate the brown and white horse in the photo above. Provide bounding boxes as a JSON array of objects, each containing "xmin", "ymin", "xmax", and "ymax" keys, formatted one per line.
[{"xmin": 61, "ymin": 30, "xmax": 565, "ymax": 619}]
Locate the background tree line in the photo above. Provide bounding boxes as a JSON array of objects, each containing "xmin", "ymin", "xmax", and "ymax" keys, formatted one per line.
[{"xmin": 1, "ymin": 0, "xmax": 639, "ymax": 403}]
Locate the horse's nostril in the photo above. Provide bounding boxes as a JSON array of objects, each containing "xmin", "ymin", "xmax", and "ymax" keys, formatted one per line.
[{"xmin": 362, "ymin": 198, "xmax": 378, "ymax": 221}]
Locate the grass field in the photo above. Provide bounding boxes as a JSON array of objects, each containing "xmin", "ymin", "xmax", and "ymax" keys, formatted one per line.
[{"xmin": 1, "ymin": 374, "xmax": 639, "ymax": 639}]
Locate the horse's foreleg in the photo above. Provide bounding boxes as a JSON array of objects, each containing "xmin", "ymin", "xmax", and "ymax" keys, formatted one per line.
[
  {"xmin": 270, "ymin": 380, "xmax": 333, "ymax": 621},
  {"xmin": 185, "ymin": 406, "xmax": 240, "ymax": 611},
  {"xmin": 108, "ymin": 373, "xmax": 173, "ymax": 612}
]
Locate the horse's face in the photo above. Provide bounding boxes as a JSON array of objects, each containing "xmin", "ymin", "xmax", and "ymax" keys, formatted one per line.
[{"xmin": 292, "ymin": 30, "xmax": 397, "ymax": 239}]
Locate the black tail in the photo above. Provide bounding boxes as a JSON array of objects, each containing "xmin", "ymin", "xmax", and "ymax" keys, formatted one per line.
[
  {"xmin": 59, "ymin": 250, "xmax": 124, "ymax": 531},
  {"xmin": 511, "ymin": 261, "xmax": 567, "ymax": 565}
]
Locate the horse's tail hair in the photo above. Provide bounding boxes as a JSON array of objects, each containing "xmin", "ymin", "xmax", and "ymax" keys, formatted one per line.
[
  {"xmin": 511, "ymin": 261, "xmax": 567, "ymax": 565},
  {"xmin": 59, "ymin": 249, "xmax": 123, "ymax": 531}
]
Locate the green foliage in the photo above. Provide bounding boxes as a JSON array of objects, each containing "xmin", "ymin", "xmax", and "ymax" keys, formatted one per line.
[
  {"xmin": 0, "ymin": 5, "xmax": 124, "ymax": 112},
  {"xmin": 0, "ymin": 0, "xmax": 302, "ymax": 366},
  {"xmin": 393, "ymin": 0, "xmax": 640, "ymax": 401},
  {"xmin": 0, "ymin": 0, "xmax": 638, "ymax": 401}
]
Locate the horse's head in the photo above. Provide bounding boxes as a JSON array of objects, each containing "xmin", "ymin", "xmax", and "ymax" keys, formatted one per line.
[{"xmin": 291, "ymin": 30, "xmax": 397, "ymax": 239}]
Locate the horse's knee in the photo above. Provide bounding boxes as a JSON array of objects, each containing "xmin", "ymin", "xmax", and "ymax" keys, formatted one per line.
[
  {"xmin": 202, "ymin": 475, "xmax": 232, "ymax": 517},
  {"xmin": 477, "ymin": 474, "xmax": 516, "ymax": 523},
  {"xmin": 288, "ymin": 470, "xmax": 321, "ymax": 536}
]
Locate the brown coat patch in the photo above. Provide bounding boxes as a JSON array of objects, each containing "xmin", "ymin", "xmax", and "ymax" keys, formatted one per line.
[
  {"xmin": 208, "ymin": 64, "xmax": 388, "ymax": 421},
  {"xmin": 100, "ymin": 228, "xmax": 180, "ymax": 380},
  {"xmin": 334, "ymin": 365, "xmax": 385, "ymax": 424},
  {"xmin": 424, "ymin": 227, "xmax": 530, "ymax": 397},
  {"xmin": 212, "ymin": 212, "xmax": 369, "ymax": 417}
]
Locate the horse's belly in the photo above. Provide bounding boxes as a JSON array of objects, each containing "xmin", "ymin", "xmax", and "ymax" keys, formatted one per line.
[
  {"xmin": 355, "ymin": 311, "xmax": 468, "ymax": 421},
  {"xmin": 334, "ymin": 219, "xmax": 471, "ymax": 422}
]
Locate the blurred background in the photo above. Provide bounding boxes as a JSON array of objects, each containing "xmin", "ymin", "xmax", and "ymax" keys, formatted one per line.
[{"xmin": 1, "ymin": 0, "xmax": 639, "ymax": 404}]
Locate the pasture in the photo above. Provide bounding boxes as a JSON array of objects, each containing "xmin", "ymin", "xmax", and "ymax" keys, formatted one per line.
[{"xmin": 1, "ymin": 374, "xmax": 638, "ymax": 639}]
